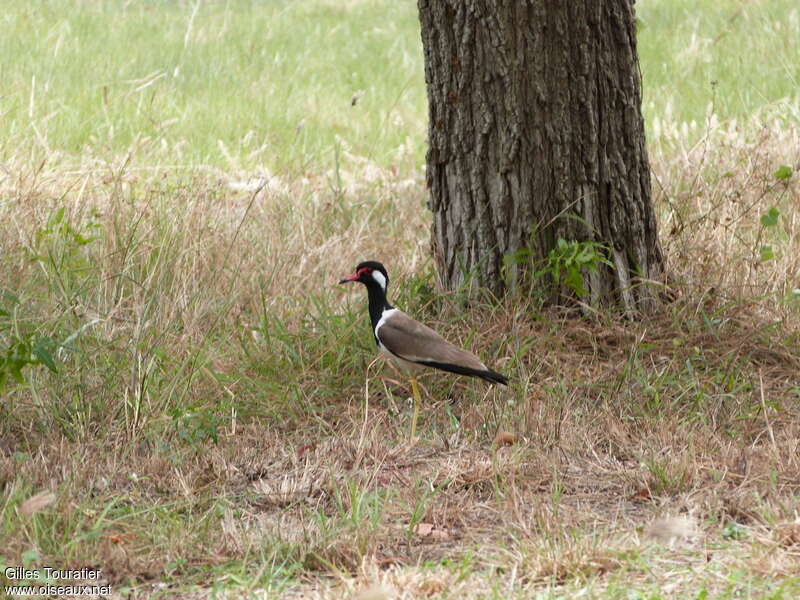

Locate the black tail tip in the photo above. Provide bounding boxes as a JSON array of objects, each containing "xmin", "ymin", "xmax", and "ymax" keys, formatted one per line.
[{"xmin": 483, "ymin": 370, "xmax": 509, "ymax": 385}]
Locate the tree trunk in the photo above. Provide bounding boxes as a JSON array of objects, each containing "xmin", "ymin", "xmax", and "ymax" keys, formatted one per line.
[{"xmin": 418, "ymin": 0, "xmax": 663, "ymax": 310}]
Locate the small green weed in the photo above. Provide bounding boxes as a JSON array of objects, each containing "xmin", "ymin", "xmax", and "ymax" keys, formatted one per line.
[
  {"xmin": 503, "ymin": 237, "xmax": 612, "ymax": 300},
  {"xmin": 0, "ymin": 291, "xmax": 59, "ymax": 394},
  {"xmin": 540, "ymin": 239, "xmax": 612, "ymax": 298}
]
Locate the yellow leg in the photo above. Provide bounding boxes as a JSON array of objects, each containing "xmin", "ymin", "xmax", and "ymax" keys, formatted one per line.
[{"xmin": 409, "ymin": 375, "xmax": 422, "ymax": 439}]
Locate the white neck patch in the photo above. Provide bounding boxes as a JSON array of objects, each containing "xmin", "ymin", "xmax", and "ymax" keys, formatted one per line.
[{"xmin": 371, "ymin": 270, "xmax": 387, "ymax": 291}]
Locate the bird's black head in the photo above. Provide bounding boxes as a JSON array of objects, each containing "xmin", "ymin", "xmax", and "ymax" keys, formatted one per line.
[{"xmin": 339, "ymin": 260, "xmax": 389, "ymax": 292}]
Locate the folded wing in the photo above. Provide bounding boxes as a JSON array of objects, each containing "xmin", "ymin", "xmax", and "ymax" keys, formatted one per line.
[{"xmin": 377, "ymin": 310, "xmax": 508, "ymax": 384}]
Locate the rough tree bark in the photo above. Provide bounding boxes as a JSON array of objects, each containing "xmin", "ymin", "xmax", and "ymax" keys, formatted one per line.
[{"xmin": 418, "ymin": 0, "xmax": 663, "ymax": 310}]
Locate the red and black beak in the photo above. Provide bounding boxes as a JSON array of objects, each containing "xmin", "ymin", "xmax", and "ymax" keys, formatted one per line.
[
  {"xmin": 339, "ymin": 265, "xmax": 371, "ymax": 284},
  {"xmin": 338, "ymin": 272, "xmax": 360, "ymax": 284}
]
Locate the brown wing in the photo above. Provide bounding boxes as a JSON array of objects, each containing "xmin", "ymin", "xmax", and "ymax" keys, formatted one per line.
[{"xmin": 377, "ymin": 310, "xmax": 488, "ymax": 371}]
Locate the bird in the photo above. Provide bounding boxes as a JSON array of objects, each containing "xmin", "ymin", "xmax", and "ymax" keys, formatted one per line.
[{"xmin": 339, "ymin": 260, "xmax": 508, "ymax": 438}]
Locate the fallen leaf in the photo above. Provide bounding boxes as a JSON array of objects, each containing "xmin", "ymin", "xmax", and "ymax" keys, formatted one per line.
[
  {"xmin": 493, "ymin": 431, "xmax": 518, "ymax": 447},
  {"xmin": 645, "ymin": 515, "xmax": 698, "ymax": 545},
  {"xmin": 418, "ymin": 577, "xmax": 447, "ymax": 595},
  {"xmin": 296, "ymin": 443, "xmax": 316, "ymax": 457},
  {"xmin": 415, "ymin": 522, "xmax": 449, "ymax": 540},
  {"xmin": 103, "ymin": 532, "xmax": 137, "ymax": 545}
]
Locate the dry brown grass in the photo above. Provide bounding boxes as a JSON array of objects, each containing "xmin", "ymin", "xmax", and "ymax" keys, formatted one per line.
[
  {"xmin": 3, "ymin": 354, "xmax": 799, "ymax": 597},
  {"xmin": 2, "ymin": 119, "xmax": 800, "ymax": 597},
  {"xmin": 653, "ymin": 108, "xmax": 800, "ymax": 307}
]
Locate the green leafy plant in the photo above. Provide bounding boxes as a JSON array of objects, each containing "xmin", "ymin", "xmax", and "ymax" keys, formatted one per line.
[
  {"xmin": 722, "ymin": 522, "xmax": 747, "ymax": 540},
  {"xmin": 759, "ymin": 207, "xmax": 781, "ymax": 262},
  {"xmin": 760, "ymin": 206, "xmax": 780, "ymax": 227},
  {"xmin": 503, "ymin": 237, "xmax": 612, "ymax": 298},
  {"xmin": 0, "ymin": 291, "xmax": 59, "ymax": 394},
  {"xmin": 32, "ymin": 206, "xmax": 101, "ymax": 264},
  {"xmin": 170, "ymin": 405, "xmax": 225, "ymax": 445},
  {"xmin": 0, "ymin": 206, "xmax": 102, "ymax": 395},
  {"xmin": 773, "ymin": 165, "xmax": 793, "ymax": 180},
  {"xmin": 540, "ymin": 238, "xmax": 612, "ymax": 298},
  {"xmin": 29, "ymin": 207, "xmax": 102, "ymax": 305}
]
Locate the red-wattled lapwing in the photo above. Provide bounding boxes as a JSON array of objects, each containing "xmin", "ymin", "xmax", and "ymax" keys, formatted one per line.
[{"xmin": 339, "ymin": 261, "xmax": 508, "ymax": 438}]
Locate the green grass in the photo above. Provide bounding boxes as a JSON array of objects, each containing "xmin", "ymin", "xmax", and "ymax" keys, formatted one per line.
[
  {"xmin": 2, "ymin": 0, "xmax": 799, "ymax": 172},
  {"xmin": 2, "ymin": 1, "xmax": 800, "ymax": 598},
  {"xmin": 0, "ymin": 0, "xmax": 426, "ymax": 171},
  {"xmin": 638, "ymin": 0, "xmax": 800, "ymax": 124}
]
